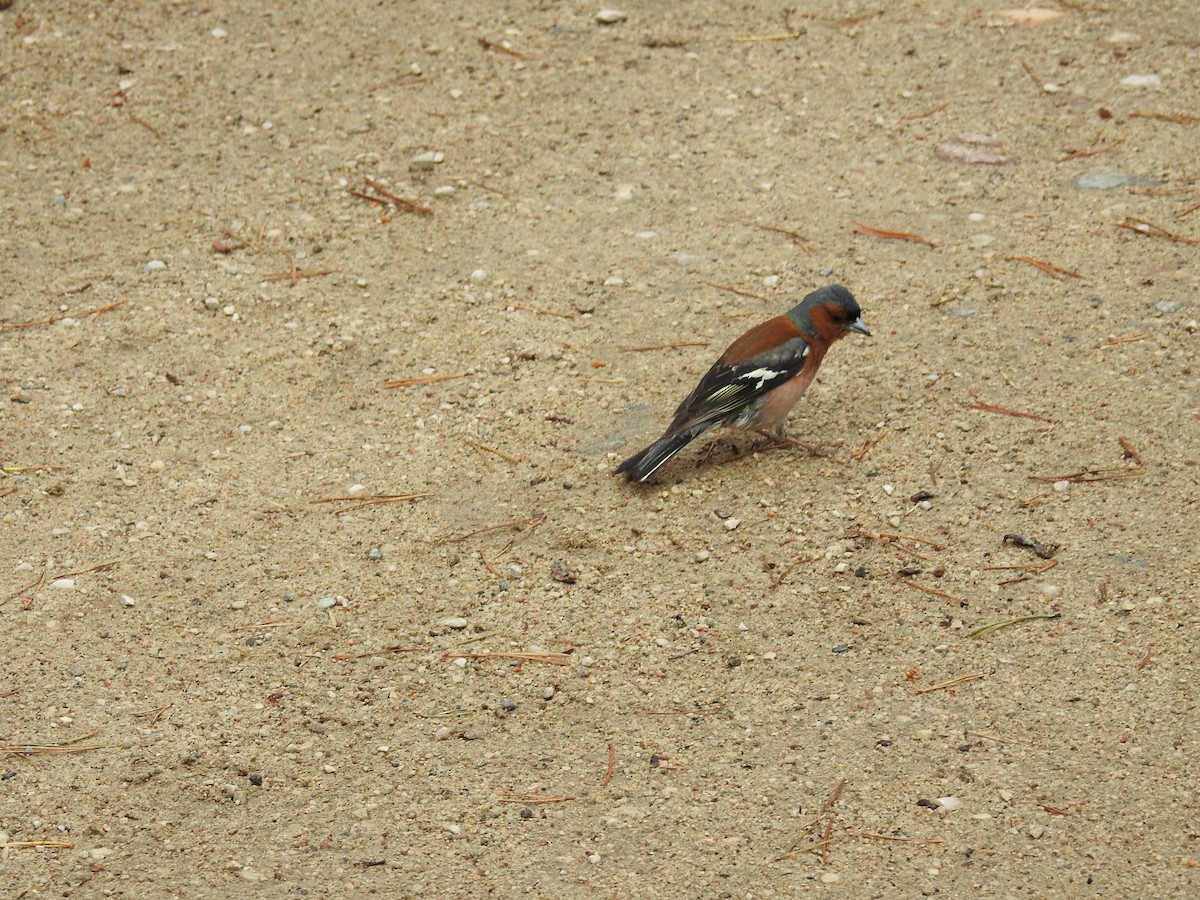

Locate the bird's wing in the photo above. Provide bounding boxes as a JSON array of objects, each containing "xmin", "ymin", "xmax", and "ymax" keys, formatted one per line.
[{"xmin": 667, "ymin": 336, "xmax": 810, "ymax": 433}]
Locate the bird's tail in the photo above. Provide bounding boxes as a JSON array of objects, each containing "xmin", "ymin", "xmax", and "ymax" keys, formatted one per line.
[{"xmin": 616, "ymin": 423, "xmax": 711, "ymax": 482}]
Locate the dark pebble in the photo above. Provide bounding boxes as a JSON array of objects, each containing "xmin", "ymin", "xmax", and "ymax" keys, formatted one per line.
[
  {"xmin": 725, "ymin": 656, "xmax": 741, "ymax": 668},
  {"xmin": 917, "ymin": 798, "xmax": 938, "ymax": 809},
  {"xmin": 248, "ymin": 773, "xmax": 263, "ymax": 786},
  {"xmin": 832, "ymin": 644, "xmax": 851, "ymax": 654},
  {"xmin": 519, "ymin": 808, "xmax": 533, "ymax": 819},
  {"xmin": 854, "ymin": 566, "xmax": 870, "ymax": 578}
]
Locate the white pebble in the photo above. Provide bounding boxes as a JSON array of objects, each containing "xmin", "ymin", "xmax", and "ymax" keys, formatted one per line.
[
  {"xmin": 410, "ymin": 150, "xmax": 444, "ymax": 170},
  {"xmin": 211, "ymin": 27, "xmax": 228, "ymax": 38},
  {"xmin": 694, "ymin": 549, "xmax": 710, "ymax": 562},
  {"xmin": 143, "ymin": 259, "xmax": 167, "ymax": 272},
  {"xmin": 441, "ymin": 617, "xmax": 469, "ymax": 629},
  {"xmin": 937, "ymin": 796, "xmax": 962, "ymax": 812},
  {"xmin": 603, "ymin": 276, "xmax": 625, "ymax": 286},
  {"xmin": 120, "ymin": 594, "xmax": 135, "ymax": 607},
  {"xmin": 1120, "ymin": 74, "xmax": 1161, "ymax": 87},
  {"xmin": 470, "ymin": 268, "xmax": 487, "ymax": 281},
  {"xmin": 229, "ymin": 599, "xmax": 246, "ymax": 610},
  {"xmin": 1053, "ymin": 480, "xmax": 1071, "ymax": 492},
  {"xmin": 1041, "ymin": 583, "xmax": 1062, "ymax": 598},
  {"xmin": 820, "ymin": 873, "xmax": 841, "ymax": 884},
  {"xmin": 317, "ymin": 596, "xmax": 338, "ymax": 610},
  {"xmin": 762, "ymin": 275, "xmax": 781, "ymax": 288},
  {"xmin": 595, "ymin": 9, "xmax": 627, "ymax": 24},
  {"xmin": 51, "ymin": 578, "xmax": 75, "ymax": 589},
  {"xmin": 723, "ymin": 517, "xmax": 740, "ymax": 531}
]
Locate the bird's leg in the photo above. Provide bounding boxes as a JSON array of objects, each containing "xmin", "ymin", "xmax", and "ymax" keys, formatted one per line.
[{"xmin": 754, "ymin": 429, "xmax": 832, "ymax": 458}]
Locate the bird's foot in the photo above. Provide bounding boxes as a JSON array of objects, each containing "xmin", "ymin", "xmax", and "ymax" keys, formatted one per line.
[{"xmin": 755, "ymin": 431, "xmax": 832, "ymax": 458}]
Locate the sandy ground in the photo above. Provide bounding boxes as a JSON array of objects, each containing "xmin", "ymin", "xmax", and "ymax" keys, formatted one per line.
[{"xmin": 2, "ymin": 1, "xmax": 1198, "ymax": 896}]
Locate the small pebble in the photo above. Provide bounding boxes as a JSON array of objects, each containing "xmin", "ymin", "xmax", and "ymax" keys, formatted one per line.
[
  {"xmin": 1153, "ymin": 300, "xmax": 1185, "ymax": 314},
  {"xmin": 51, "ymin": 578, "xmax": 75, "ymax": 590},
  {"xmin": 120, "ymin": 594, "xmax": 135, "ymax": 607},
  {"xmin": 595, "ymin": 9, "xmax": 627, "ymax": 24},
  {"xmin": 542, "ymin": 686, "xmax": 556, "ymax": 700},
  {"xmin": 143, "ymin": 259, "xmax": 167, "ymax": 272},
  {"xmin": 723, "ymin": 517, "xmax": 740, "ymax": 531},
  {"xmin": 441, "ymin": 616, "xmax": 469, "ymax": 629},
  {"xmin": 248, "ymin": 773, "xmax": 263, "ymax": 786},
  {"xmin": 68, "ymin": 664, "xmax": 85, "ymax": 677},
  {"xmin": 1120, "ymin": 74, "xmax": 1161, "ymax": 87},
  {"xmin": 498, "ymin": 697, "xmax": 517, "ymax": 713},
  {"xmin": 1073, "ymin": 172, "xmax": 1160, "ymax": 191},
  {"xmin": 820, "ymin": 873, "xmax": 841, "ymax": 884},
  {"xmin": 410, "ymin": 150, "xmax": 444, "ymax": 170},
  {"xmin": 316, "ymin": 596, "xmax": 338, "ymax": 610},
  {"xmin": 937, "ymin": 796, "xmax": 962, "ymax": 812},
  {"xmin": 1029, "ymin": 824, "xmax": 1046, "ymax": 839},
  {"xmin": 694, "ymin": 549, "xmax": 710, "ymax": 563}
]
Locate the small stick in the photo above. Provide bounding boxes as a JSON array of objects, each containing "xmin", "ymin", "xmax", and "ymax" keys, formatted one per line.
[
  {"xmin": 0, "ymin": 487, "xmax": 16, "ymax": 498},
  {"xmin": 332, "ymin": 646, "xmax": 422, "ymax": 660},
  {"xmin": 1009, "ymin": 255, "xmax": 1083, "ymax": 280},
  {"xmin": 443, "ymin": 651, "xmax": 572, "ymax": 666},
  {"xmin": 836, "ymin": 10, "xmax": 884, "ymax": 27},
  {"xmin": 495, "ymin": 512, "xmax": 548, "ymax": 555},
  {"xmin": 1117, "ymin": 437, "xmax": 1144, "ymax": 465},
  {"xmin": 965, "ymin": 729, "xmax": 1021, "ymax": 745},
  {"xmin": 1020, "ymin": 60, "xmax": 1044, "ymax": 90},
  {"xmin": 822, "ymin": 778, "xmax": 847, "ymax": 812},
  {"xmin": 966, "ymin": 400, "xmax": 1054, "ymax": 422},
  {"xmin": 821, "ymin": 814, "xmax": 836, "ymax": 866},
  {"xmin": 846, "ymin": 527, "xmax": 948, "ymax": 551},
  {"xmin": 853, "ymin": 221, "xmax": 937, "ymax": 247},
  {"xmin": 963, "ymin": 613, "xmax": 1061, "ymax": 640},
  {"xmin": 505, "ymin": 302, "xmax": 573, "ymax": 319},
  {"xmin": 996, "ymin": 559, "xmax": 1058, "ymax": 586},
  {"xmin": 348, "ymin": 189, "xmax": 389, "ymax": 207},
  {"xmin": 852, "ymin": 832, "xmax": 944, "ymax": 844},
  {"xmin": 1095, "ymin": 333, "xmax": 1148, "ymax": 349},
  {"xmin": 900, "ymin": 102, "xmax": 949, "ymax": 121},
  {"xmin": 601, "ymin": 743, "xmax": 616, "ymax": 788},
  {"xmin": 479, "ymin": 551, "xmax": 502, "ymax": 577},
  {"xmin": 464, "ymin": 439, "xmax": 521, "ymax": 464},
  {"xmin": 621, "ymin": 340, "xmax": 712, "ymax": 352},
  {"xmin": 363, "ymin": 177, "xmax": 433, "ymax": 216},
  {"xmin": 1037, "ymin": 803, "xmax": 1072, "ymax": 816},
  {"xmin": 753, "ymin": 223, "xmax": 818, "ymax": 254},
  {"xmin": 1178, "ymin": 201, "xmax": 1200, "ymax": 219},
  {"xmin": 384, "ymin": 372, "xmax": 468, "ymax": 388},
  {"xmin": 2, "ymin": 300, "xmax": 125, "ymax": 330},
  {"xmin": 1, "ymin": 571, "xmax": 47, "ymax": 608},
  {"xmin": 1029, "ymin": 468, "xmax": 1141, "ymax": 484},
  {"xmin": 262, "ymin": 268, "xmax": 338, "ymax": 283},
  {"xmin": 0, "ymin": 841, "xmax": 73, "ymax": 851},
  {"xmin": 0, "ymin": 464, "xmax": 68, "ymax": 474},
  {"xmin": 477, "ymin": 37, "xmax": 535, "ymax": 60},
  {"xmin": 53, "ymin": 561, "xmax": 118, "ymax": 580},
  {"xmin": 1114, "ymin": 216, "xmax": 1197, "ymax": 244},
  {"xmin": 1128, "ymin": 111, "xmax": 1198, "ymax": 126},
  {"xmin": 769, "ymin": 554, "xmax": 812, "ymax": 590},
  {"xmin": 497, "ymin": 792, "xmax": 575, "ymax": 804},
  {"xmin": 309, "ymin": 492, "xmax": 432, "ymax": 513},
  {"xmin": 1, "ymin": 729, "xmax": 104, "ymax": 759},
  {"xmin": 128, "ymin": 113, "xmax": 163, "ymax": 139},
  {"xmin": 730, "ymin": 30, "xmax": 805, "ymax": 43},
  {"xmin": 131, "ymin": 704, "xmax": 171, "ymax": 725},
  {"xmin": 441, "ymin": 513, "xmax": 547, "ymax": 544},
  {"xmin": 1136, "ymin": 643, "xmax": 1154, "ymax": 669},
  {"xmin": 894, "ymin": 575, "xmax": 966, "ymax": 607},
  {"xmin": 701, "ymin": 281, "xmax": 769, "ymax": 302},
  {"xmin": 850, "ymin": 430, "xmax": 887, "ymax": 461},
  {"xmin": 912, "ymin": 672, "xmax": 985, "ymax": 694}
]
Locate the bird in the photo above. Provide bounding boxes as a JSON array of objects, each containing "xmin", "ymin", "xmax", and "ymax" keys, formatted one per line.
[{"xmin": 616, "ymin": 284, "xmax": 869, "ymax": 482}]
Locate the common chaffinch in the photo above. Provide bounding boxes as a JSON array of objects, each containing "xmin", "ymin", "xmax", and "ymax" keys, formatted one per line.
[{"xmin": 616, "ymin": 284, "xmax": 870, "ymax": 482}]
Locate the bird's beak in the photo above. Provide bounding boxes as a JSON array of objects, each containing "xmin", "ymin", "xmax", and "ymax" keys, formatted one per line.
[{"xmin": 846, "ymin": 317, "xmax": 871, "ymax": 337}]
